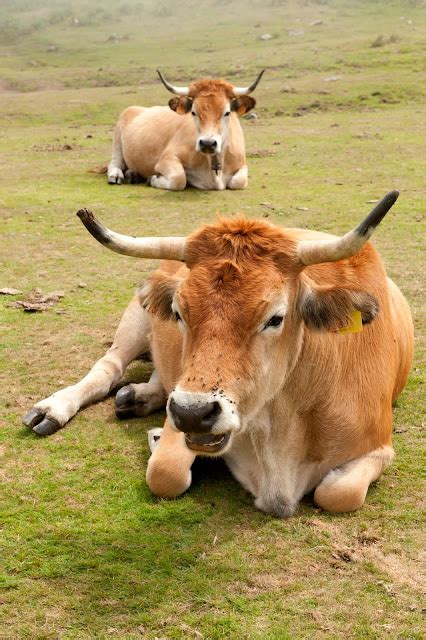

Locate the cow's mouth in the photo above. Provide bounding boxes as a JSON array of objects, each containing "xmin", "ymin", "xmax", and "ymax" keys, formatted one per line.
[{"xmin": 184, "ymin": 432, "xmax": 230, "ymax": 454}]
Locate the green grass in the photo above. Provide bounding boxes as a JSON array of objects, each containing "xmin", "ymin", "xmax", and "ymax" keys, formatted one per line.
[{"xmin": 1, "ymin": 1, "xmax": 425, "ymax": 638}]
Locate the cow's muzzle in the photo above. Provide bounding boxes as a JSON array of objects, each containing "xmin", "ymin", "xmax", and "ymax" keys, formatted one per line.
[
  {"xmin": 198, "ymin": 138, "xmax": 218, "ymax": 154},
  {"xmin": 184, "ymin": 432, "xmax": 231, "ymax": 454},
  {"xmin": 169, "ymin": 397, "xmax": 221, "ymax": 433}
]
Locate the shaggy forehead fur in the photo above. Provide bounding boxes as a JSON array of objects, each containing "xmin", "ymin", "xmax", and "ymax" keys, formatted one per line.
[
  {"xmin": 188, "ymin": 78, "xmax": 236, "ymax": 99},
  {"xmin": 184, "ymin": 217, "xmax": 300, "ymax": 269},
  {"xmin": 176, "ymin": 218, "xmax": 301, "ymax": 336}
]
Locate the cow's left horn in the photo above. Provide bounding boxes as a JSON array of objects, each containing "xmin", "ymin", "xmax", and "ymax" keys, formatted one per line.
[
  {"xmin": 77, "ymin": 209, "xmax": 186, "ymax": 261},
  {"xmin": 297, "ymin": 191, "xmax": 399, "ymax": 266},
  {"xmin": 233, "ymin": 69, "xmax": 265, "ymax": 96},
  {"xmin": 156, "ymin": 69, "xmax": 189, "ymax": 96}
]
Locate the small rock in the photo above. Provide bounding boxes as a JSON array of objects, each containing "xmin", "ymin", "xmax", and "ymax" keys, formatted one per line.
[
  {"xmin": 275, "ymin": 109, "xmax": 284, "ymax": 116},
  {"xmin": 0, "ymin": 287, "xmax": 22, "ymax": 295},
  {"xmin": 78, "ymin": 282, "xmax": 87, "ymax": 288},
  {"xmin": 47, "ymin": 45, "xmax": 58, "ymax": 52},
  {"xmin": 288, "ymin": 29, "xmax": 304, "ymax": 37},
  {"xmin": 366, "ymin": 199, "xmax": 379, "ymax": 204},
  {"xmin": 260, "ymin": 202, "xmax": 275, "ymax": 210},
  {"xmin": 324, "ymin": 75, "xmax": 342, "ymax": 82},
  {"xmin": 86, "ymin": 134, "xmax": 93, "ymax": 139},
  {"xmin": 296, "ymin": 206, "xmax": 309, "ymax": 211},
  {"xmin": 310, "ymin": 20, "xmax": 323, "ymax": 26},
  {"xmin": 259, "ymin": 33, "xmax": 273, "ymax": 40},
  {"xmin": 244, "ymin": 112, "xmax": 258, "ymax": 120}
]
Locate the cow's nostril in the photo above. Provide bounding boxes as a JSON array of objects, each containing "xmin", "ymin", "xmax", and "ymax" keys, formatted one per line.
[
  {"xmin": 201, "ymin": 401, "xmax": 221, "ymax": 428},
  {"xmin": 169, "ymin": 398, "xmax": 222, "ymax": 433},
  {"xmin": 200, "ymin": 139, "xmax": 217, "ymax": 149}
]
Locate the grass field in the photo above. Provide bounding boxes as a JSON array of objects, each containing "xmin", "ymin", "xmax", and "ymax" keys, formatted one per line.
[{"xmin": 1, "ymin": 0, "xmax": 425, "ymax": 638}]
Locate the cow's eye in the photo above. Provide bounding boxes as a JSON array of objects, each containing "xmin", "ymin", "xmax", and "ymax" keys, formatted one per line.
[
  {"xmin": 224, "ymin": 111, "xmax": 231, "ymax": 117},
  {"xmin": 263, "ymin": 315, "xmax": 283, "ymax": 330},
  {"xmin": 174, "ymin": 311, "xmax": 182, "ymax": 322},
  {"xmin": 191, "ymin": 111, "xmax": 196, "ymax": 116}
]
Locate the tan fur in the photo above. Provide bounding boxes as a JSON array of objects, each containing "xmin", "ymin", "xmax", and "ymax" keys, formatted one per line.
[
  {"xmin": 143, "ymin": 219, "xmax": 413, "ymax": 516},
  {"xmin": 26, "ymin": 219, "xmax": 413, "ymax": 517},
  {"xmin": 108, "ymin": 78, "xmax": 254, "ymax": 190}
]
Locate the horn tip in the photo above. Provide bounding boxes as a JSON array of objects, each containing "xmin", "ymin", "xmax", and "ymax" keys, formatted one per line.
[
  {"xmin": 76, "ymin": 208, "xmax": 95, "ymax": 224},
  {"xmin": 356, "ymin": 190, "xmax": 400, "ymax": 238},
  {"xmin": 76, "ymin": 208, "xmax": 111, "ymax": 245}
]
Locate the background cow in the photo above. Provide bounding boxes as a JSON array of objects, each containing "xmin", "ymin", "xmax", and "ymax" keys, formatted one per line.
[
  {"xmin": 107, "ymin": 70, "xmax": 264, "ymax": 191},
  {"xmin": 24, "ymin": 192, "xmax": 413, "ymax": 518}
]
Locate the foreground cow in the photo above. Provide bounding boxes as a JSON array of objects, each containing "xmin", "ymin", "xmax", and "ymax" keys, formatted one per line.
[
  {"xmin": 107, "ymin": 70, "xmax": 264, "ymax": 191},
  {"xmin": 24, "ymin": 192, "xmax": 413, "ymax": 517}
]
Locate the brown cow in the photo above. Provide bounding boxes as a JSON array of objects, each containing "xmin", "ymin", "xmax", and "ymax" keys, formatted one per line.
[
  {"xmin": 107, "ymin": 70, "xmax": 264, "ymax": 190},
  {"xmin": 24, "ymin": 192, "xmax": 413, "ymax": 517}
]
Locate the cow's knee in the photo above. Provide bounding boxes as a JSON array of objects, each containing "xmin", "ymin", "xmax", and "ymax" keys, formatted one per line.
[
  {"xmin": 148, "ymin": 173, "xmax": 186, "ymax": 191},
  {"xmin": 146, "ymin": 455, "xmax": 192, "ymax": 499},
  {"xmin": 227, "ymin": 166, "xmax": 248, "ymax": 190},
  {"xmin": 314, "ymin": 479, "xmax": 367, "ymax": 513}
]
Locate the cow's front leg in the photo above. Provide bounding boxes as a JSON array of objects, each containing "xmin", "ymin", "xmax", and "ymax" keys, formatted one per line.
[
  {"xmin": 115, "ymin": 371, "xmax": 167, "ymax": 418},
  {"xmin": 23, "ymin": 295, "xmax": 150, "ymax": 435},
  {"xmin": 314, "ymin": 446, "xmax": 394, "ymax": 513},
  {"xmin": 226, "ymin": 164, "xmax": 248, "ymax": 190},
  {"xmin": 147, "ymin": 155, "xmax": 186, "ymax": 191},
  {"xmin": 146, "ymin": 419, "xmax": 196, "ymax": 498},
  {"xmin": 107, "ymin": 125, "xmax": 126, "ymax": 184}
]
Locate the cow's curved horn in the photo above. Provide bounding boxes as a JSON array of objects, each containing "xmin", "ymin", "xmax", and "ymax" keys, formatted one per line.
[
  {"xmin": 156, "ymin": 69, "xmax": 189, "ymax": 96},
  {"xmin": 77, "ymin": 209, "xmax": 186, "ymax": 261},
  {"xmin": 297, "ymin": 191, "xmax": 399, "ymax": 266},
  {"xmin": 233, "ymin": 69, "xmax": 265, "ymax": 96}
]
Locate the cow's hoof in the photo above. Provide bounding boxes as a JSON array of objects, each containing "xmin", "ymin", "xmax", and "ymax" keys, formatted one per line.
[
  {"xmin": 108, "ymin": 168, "xmax": 124, "ymax": 185},
  {"xmin": 115, "ymin": 385, "xmax": 136, "ymax": 418},
  {"xmin": 33, "ymin": 417, "xmax": 62, "ymax": 436},
  {"xmin": 124, "ymin": 169, "xmax": 143, "ymax": 184},
  {"xmin": 23, "ymin": 409, "xmax": 61, "ymax": 436},
  {"xmin": 23, "ymin": 408, "xmax": 45, "ymax": 428}
]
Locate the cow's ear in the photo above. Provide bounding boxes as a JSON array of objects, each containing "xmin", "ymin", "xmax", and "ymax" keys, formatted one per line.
[
  {"xmin": 231, "ymin": 95, "xmax": 256, "ymax": 116},
  {"xmin": 168, "ymin": 96, "xmax": 193, "ymax": 115},
  {"xmin": 298, "ymin": 285, "xmax": 379, "ymax": 331},
  {"xmin": 139, "ymin": 272, "xmax": 181, "ymax": 321}
]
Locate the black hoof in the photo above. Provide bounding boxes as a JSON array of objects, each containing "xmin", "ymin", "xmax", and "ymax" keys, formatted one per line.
[
  {"xmin": 115, "ymin": 386, "xmax": 136, "ymax": 418},
  {"xmin": 23, "ymin": 408, "xmax": 44, "ymax": 428},
  {"xmin": 124, "ymin": 170, "xmax": 143, "ymax": 184},
  {"xmin": 33, "ymin": 417, "xmax": 61, "ymax": 436}
]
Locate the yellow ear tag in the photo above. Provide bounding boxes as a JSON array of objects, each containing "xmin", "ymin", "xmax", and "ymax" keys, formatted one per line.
[{"xmin": 338, "ymin": 309, "xmax": 363, "ymax": 335}]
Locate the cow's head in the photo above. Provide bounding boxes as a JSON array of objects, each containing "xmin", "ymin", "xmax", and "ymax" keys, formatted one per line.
[
  {"xmin": 157, "ymin": 69, "xmax": 264, "ymax": 155},
  {"xmin": 77, "ymin": 191, "xmax": 398, "ymax": 456}
]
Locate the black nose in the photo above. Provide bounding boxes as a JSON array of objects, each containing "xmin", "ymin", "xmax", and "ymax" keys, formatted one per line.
[
  {"xmin": 169, "ymin": 398, "xmax": 222, "ymax": 433},
  {"xmin": 199, "ymin": 139, "xmax": 217, "ymax": 151}
]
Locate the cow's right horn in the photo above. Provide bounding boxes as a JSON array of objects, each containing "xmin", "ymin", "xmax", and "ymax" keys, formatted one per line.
[
  {"xmin": 156, "ymin": 69, "xmax": 189, "ymax": 96},
  {"xmin": 297, "ymin": 191, "xmax": 399, "ymax": 266},
  {"xmin": 77, "ymin": 209, "xmax": 186, "ymax": 261},
  {"xmin": 233, "ymin": 70, "xmax": 265, "ymax": 96}
]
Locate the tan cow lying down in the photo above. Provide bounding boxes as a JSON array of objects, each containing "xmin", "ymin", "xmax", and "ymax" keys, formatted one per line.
[
  {"xmin": 24, "ymin": 192, "xmax": 413, "ymax": 517},
  {"xmin": 107, "ymin": 70, "xmax": 264, "ymax": 191}
]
